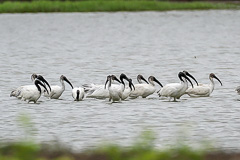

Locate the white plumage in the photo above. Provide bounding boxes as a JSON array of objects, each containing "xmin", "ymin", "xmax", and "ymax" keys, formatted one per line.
[
  {"xmin": 46, "ymin": 75, "xmax": 73, "ymax": 99},
  {"xmin": 129, "ymin": 76, "xmax": 162, "ymax": 98},
  {"xmin": 10, "ymin": 74, "xmax": 38, "ymax": 98},
  {"xmin": 83, "ymin": 83, "xmax": 110, "ymax": 99},
  {"xmin": 158, "ymin": 72, "xmax": 194, "ymax": 101},
  {"xmin": 83, "ymin": 73, "xmax": 134, "ymax": 100},
  {"xmin": 186, "ymin": 73, "xmax": 222, "ymax": 97},
  {"xmin": 110, "ymin": 73, "xmax": 135, "ymax": 100},
  {"xmin": 72, "ymin": 87, "xmax": 85, "ymax": 101},
  {"xmin": 105, "ymin": 75, "xmax": 122, "ymax": 102},
  {"xmin": 20, "ymin": 79, "xmax": 49, "ymax": 103},
  {"xmin": 121, "ymin": 78, "xmax": 135, "ymax": 100},
  {"xmin": 11, "ymin": 74, "xmax": 51, "ymax": 99}
]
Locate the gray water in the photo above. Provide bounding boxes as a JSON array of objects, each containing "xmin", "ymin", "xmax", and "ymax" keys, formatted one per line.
[{"xmin": 0, "ymin": 10, "xmax": 240, "ymax": 151}]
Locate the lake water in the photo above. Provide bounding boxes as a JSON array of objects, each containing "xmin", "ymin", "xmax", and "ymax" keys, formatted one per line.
[{"xmin": 0, "ymin": 10, "xmax": 240, "ymax": 151}]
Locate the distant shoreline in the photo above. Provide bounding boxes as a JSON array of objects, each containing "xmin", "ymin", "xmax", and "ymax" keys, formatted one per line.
[{"xmin": 0, "ymin": 0, "xmax": 239, "ymax": 13}]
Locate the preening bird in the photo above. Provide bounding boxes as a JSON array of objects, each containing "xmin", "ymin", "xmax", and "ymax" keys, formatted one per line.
[
  {"xmin": 158, "ymin": 72, "xmax": 194, "ymax": 101},
  {"xmin": 121, "ymin": 78, "xmax": 135, "ymax": 100},
  {"xmin": 83, "ymin": 78, "xmax": 111, "ymax": 99},
  {"xmin": 20, "ymin": 79, "xmax": 49, "ymax": 103},
  {"xmin": 104, "ymin": 75, "xmax": 122, "ymax": 102},
  {"xmin": 10, "ymin": 74, "xmax": 51, "ymax": 98},
  {"xmin": 83, "ymin": 83, "xmax": 109, "ymax": 99},
  {"xmin": 12, "ymin": 71, "xmax": 227, "ymax": 103},
  {"xmin": 113, "ymin": 73, "xmax": 135, "ymax": 100},
  {"xmin": 129, "ymin": 76, "xmax": 163, "ymax": 98},
  {"xmin": 183, "ymin": 71, "xmax": 198, "ymax": 86},
  {"xmin": 185, "ymin": 73, "xmax": 222, "ymax": 97},
  {"xmin": 72, "ymin": 87, "xmax": 85, "ymax": 101},
  {"xmin": 83, "ymin": 73, "xmax": 134, "ymax": 100}
]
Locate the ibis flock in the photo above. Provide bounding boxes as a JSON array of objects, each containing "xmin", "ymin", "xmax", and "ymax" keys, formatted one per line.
[{"xmin": 10, "ymin": 71, "xmax": 235, "ymax": 103}]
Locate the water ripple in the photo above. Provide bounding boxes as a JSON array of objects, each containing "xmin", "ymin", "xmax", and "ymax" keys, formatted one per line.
[{"xmin": 0, "ymin": 10, "xmax": 240, "ymax": 151}]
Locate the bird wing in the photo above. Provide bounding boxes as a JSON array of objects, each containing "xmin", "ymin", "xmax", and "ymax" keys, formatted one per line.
[
  {"xmin": 87, "ymin": 86, "xmax": 109, "ymax": 98},
  {"xmin": 159, "ymin": 83, "xmax": 181, "ymax": 97},
  {"xmin": 83, "ymin": 83, "xmax": 98, "ymax": 92},
  {"xmin": 49, "ymin": 85, "xmax": 62, "ymax": 98},
  {"xmin": 122, "ymin": 87, "xmax": 131, "ymax": 100},
  {"xmin": 111, "ymin": 84, "xmax": 122, "ymax": 92},
  {"xmin": 129, "ymin": 84, "xmax": 146, "ymax": 97},
  {"xmin": 186, "ymin": 86, "xmax": 210, "ymax": 96},
  {"xmin": 85, "ymin": 84, "xmax": 104, "ymax": 95},
  {"xmin": 72, "ymin": 88, "xmax": 78, "ymax": 99},
  {"xmin": 159, "ymin": 86, "xmax": 176, "ymax": 97},
  {"xmin": 80, "ymin": 88, "xmax": 85, "ymax": 99},
  {"xmin": 19, "ymin": 86, "xmax": 36, "ymax": 97}
]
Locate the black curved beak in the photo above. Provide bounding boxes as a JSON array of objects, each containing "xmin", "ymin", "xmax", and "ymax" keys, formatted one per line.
[
  {"xmin": 141, "ymin": 76, "xmax": 149, "ymax": 84},
  {"xmin": 112, "ymin": 75, "xmax": 121, "ymax": 84},
  {"xmin": 120, "ymin": 73, "xmax": 129, "ymax": 88},
  {"xmin": 184, "ymin": 75, "xmax": 194, "ymax": 88},
  {"xmin": 104, "ymin": 75, "xmax": 111, "ymax": 89},
  {"xmin": 183, "ymin": 71, "xmax": 198, "ymax": 86},
  {"xmin": 128, "ymin": 79, "xmax": 135, "ymax": 91},
  {"xmin": 120, "ymin": 73, "xmax": 128, "ymax": 80},
  {"xmin": 35, "ymin": 80, "xmax": 49, "ymax": 94},
  {"xmin": 63, "ymin": 76, "xmax": 73, "ymax": 89},
  {"xmin": 37, "ymin": 75, "xmax": 51, "ymax": 92},
  {"xmin": 153, "ymin": 77, "xmax": 163, "ymax": 87},
  {"xmin": 104, "ymin": 79, "xmax": 108, "ymax": 89},
  {"xmin": 213, "ymin": 75, "xmax": 223, "ymax": 86}
]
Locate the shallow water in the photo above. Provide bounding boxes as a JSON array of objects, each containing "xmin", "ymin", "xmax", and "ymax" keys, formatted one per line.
[{"xmin": 0, "ymin": 10, "xmax": 240, "ymax": 151}]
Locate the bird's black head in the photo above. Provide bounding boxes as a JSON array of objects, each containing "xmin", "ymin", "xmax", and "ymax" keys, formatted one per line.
[
  {"xmin": 178, "ymin": 72, "xmax": 194, "ymax": 88},
  {"xmin": 137, "ymin": 74, "xmax": 149, "ymax": 84},
  {"xmin": 210, "ymin": 73, "xmax": 222, "ymax": 86},
  {"xmin": 61, "ymin": 75, "xmax": 73, "ymax": 89},
  {"xmin": 37, "ymin": 75, "xmax": 51, "ymax": 92},
  {"xmin": 183, "ymin": 71, "xmax": 198, "ymax": 86}
]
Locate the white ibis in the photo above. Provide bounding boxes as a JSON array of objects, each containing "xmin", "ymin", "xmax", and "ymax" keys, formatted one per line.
[
  {"xmin": 110, "ymin": 73, "xmax": 135, "ymax": 100},
  {"xmin": 72, "ymin": 87, "xmax": 85, "ymax": 101},
  {"xmin": 20, "ymin": 79, "xmax": 49, "ymax": 103},
  {"xmin": 183, "ymin": 71, "xmax": 199, "ymax": 86},
  {"xmin": 104, "ymin": 75, "xmax": 122, "ymax": 102},
  {"xmin": 46, "ymin": 75, "xmax": 73, "ymax": 99},
  {"xmin": 83, "ymin": 73, "xmax": 134, "ymax": 100},
  {"xmin": 121, "ymin": 78, "xmax": 135, "ymax": 100},
  {"xmin": 186, "ymin": 73, "xmax": 222, "ymax": 97},
  {"xmin": 10, "ymin": 74, "xmax": 51, "ymax": 98},
  {"xmin": 129, "ymin": 76, "xmax": 163, "ymax": 98},
  {"xmin": 137, "ymin": 74, "xmax": 149, "ymax": 84},
  {"xmin": 158, "ymin": 72, "xmax": 194, "ymax": 101}
]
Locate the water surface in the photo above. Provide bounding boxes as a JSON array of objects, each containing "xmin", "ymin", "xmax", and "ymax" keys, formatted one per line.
[{"xmin": 0, "ymin": 10, "xmax": 240, "ymax": 151}]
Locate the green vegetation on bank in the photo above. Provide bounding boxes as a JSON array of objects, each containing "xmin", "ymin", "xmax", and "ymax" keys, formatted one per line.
[
  {"xmin": 0, "ymin": 115, "xmax": 238, "ymax": 160},
  {"xmin": 0, "ymin": 139, "xmax": 239, "ymax": 160},
  {"xmin": 0, "ymin": 142, "xmax": 205, "ymax": 160},
  {"xmin": 0, "ymin": 0, "xmax": 239, "ymax": 13},
  {"xmin": 0, "ymin": 130, "xmax": 207, "ymax": 160}
]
